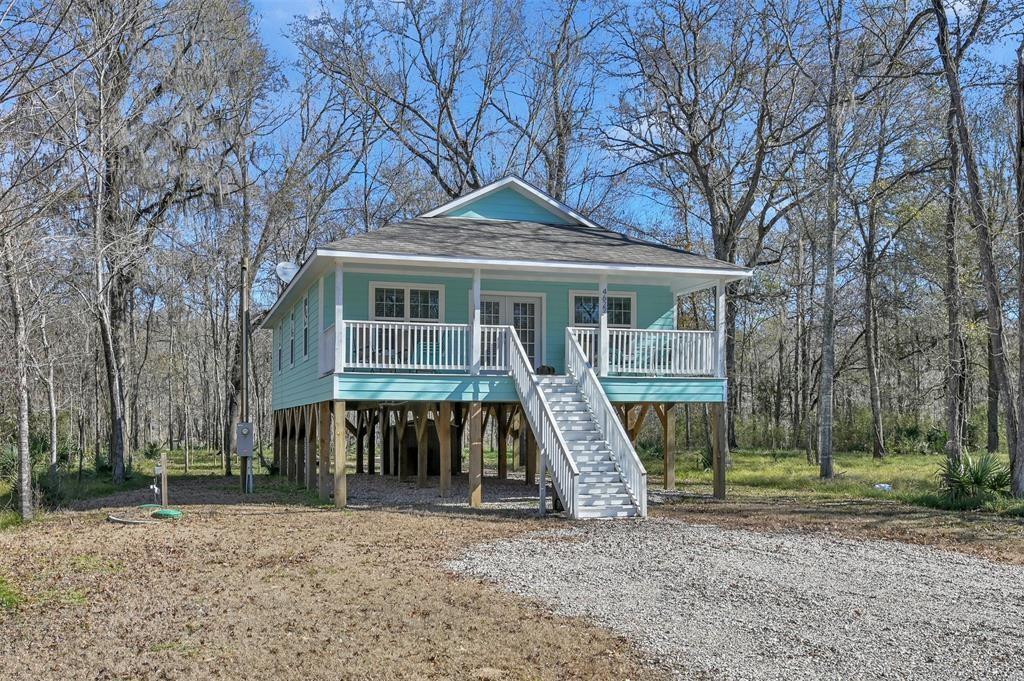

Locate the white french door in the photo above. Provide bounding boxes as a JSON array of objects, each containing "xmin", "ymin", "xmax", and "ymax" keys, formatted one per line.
[{"xmin": 481, "ymin": 295, "xmax": 543, "ymax": 368}]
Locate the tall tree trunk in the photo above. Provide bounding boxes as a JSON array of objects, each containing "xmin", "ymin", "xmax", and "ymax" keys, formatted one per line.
[
  {"xmin": 944, "ymin": 104, "xmax": 968, "ymax": 466},
  {"xmin": 1014, "ymin": 37, "xmax": 1024, "ymax": 494},
  {"xmin": 934, "ymin": 0, "xmax": 1020, "ymax": 494},
  {"xmin": 987, "ymin": 333, "xmax": 999, "ymax": 453},
  {"xmin": 3, "ymin": 236, "xmax": 33, "ymax": 520}
]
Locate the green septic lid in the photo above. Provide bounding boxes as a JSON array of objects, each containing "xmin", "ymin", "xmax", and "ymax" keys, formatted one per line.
[
  {"xmin": 151, "ymin": 509, "xmax": 183, "ymax": 520},
  {"xmin": 139, "ymin": 503, "xmax": 162, "ymax": 509}
]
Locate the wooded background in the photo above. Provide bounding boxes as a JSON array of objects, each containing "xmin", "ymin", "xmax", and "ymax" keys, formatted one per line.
[{"xmin": 3, "ymin": 0, "xmax": 1024, "ymax": 519}]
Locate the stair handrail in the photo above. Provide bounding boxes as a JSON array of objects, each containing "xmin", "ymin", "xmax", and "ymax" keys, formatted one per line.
[
  {"xmin": 565, "ymin": 327, "xmax": 647, "ymax": 517},
  {"xmin": 507, "ymin": 327, "xmax": 579, "ymax": 517}
]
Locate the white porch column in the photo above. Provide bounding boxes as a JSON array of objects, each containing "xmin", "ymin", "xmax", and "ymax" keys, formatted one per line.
[
  {"xmin": 334, "ymin": 263, "xmax": 345, "ymax": 373},
  {"xmin": 598, "ymin": 273, "xmax": 609, "ymax": 377},
  {"xmin": 470, "ymin": 268, "xmax": 481, "ymax": 375},
  {"xmin": 715, "ymin": 280, "xmax": 726, "ymax": 379}
]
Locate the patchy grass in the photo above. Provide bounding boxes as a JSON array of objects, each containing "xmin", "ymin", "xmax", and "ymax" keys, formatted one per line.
[
  {"xmin": 69, "ymin": 554, "xmax": 123, "ymax": 575},
  {"xmin": 0, "ymin": 575, "xmax": 23, "ymax": 609},
  {"xmin": 0, "ymin": 510, "xmax": 21, "ymax": 531},
  {"xmin": 642, "ymin": 447, "xmax": 1024, "ymax": 515}
]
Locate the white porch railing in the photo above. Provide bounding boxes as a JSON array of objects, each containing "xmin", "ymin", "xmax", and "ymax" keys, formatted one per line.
[
  {"xmin": 508, "ymin": 327, "xmax": 579, "ymax": 517},
  {"xmin": 480, "ymin": 324, "xmax": 511, "ymax": 372},
  {"xmin": 569, "ymin": 327, "xmax": 716, "ymax": 377},
  {"xmin": 565, "ymin": 328, "xmax": 647, "ymax": 517},
  {"xmin": 344, "ymin": 320, "xmax": 470, "ymax": 371}
]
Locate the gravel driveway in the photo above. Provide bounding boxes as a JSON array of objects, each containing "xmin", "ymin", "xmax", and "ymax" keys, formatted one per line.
[{"xmin": 449, "ymin": 518, "xmax": 1024, "ymax": 680}]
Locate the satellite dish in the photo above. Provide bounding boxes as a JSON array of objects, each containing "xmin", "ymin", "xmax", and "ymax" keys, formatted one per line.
[{"xmin": 275, "ymin": 262, "xmax": 299, "ymax": 284}]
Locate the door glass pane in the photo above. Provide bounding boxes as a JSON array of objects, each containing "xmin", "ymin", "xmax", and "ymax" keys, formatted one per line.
[
  {"xmin": 481, "ymin": 300, "xmax": 501, "ymax": 325},
  {"xmin": 513, "ymin": 301, "xmax": 537, "ymax": 367}
]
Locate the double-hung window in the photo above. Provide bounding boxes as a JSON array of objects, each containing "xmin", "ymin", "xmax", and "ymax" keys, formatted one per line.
[
  {"xmin": 371, "ymin": 284, "xmax": 443, "ymax": 321},
  {"xmin": 570, "ymin": 291, "xmax": 635, "ymax": 328}
]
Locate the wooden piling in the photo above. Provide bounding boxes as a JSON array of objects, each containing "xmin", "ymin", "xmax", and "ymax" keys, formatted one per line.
[
  {"xmin": 439, "ymin": 402, "xmax": 452, "ymax": 497},
  {"xmin": 318, "ymin": 402, "xmax": 331, "ymax": 501},
  {"xmin": 468, "ymin": 402, "xmax": 482, "ymax": 507},
  {"xmin": 333, "ymin": 400, "xmax": 347, "ymax": 507}
]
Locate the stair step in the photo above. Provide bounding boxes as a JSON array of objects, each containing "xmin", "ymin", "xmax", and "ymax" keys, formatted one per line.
[
  {"xmin": 577, "ymin": 493, "xmax": 635, "ymax": 507},
  {"xmin": 577, "ymin": 506, "xmax": 639, "ymax": 519},
  {"xmin": 573, "ymin": 452, "xmax": 613, "ymax": 463},
  {"xmin": 578, "ymin": 483, "xmax": 629, "ymax": 496},
  {"xmin": 576, "ymin": 462, "xmax": 618, "ymax": 473},
  {"xmin": 558, "ymin": 421, "xmax": 599, "ymax": 432},
  {"xmin": 537, "ymin": 377, "xmax": 576, "ymax": 384},
  {"xmin": 578, "ymin": 471, "xmax": 621, "ymax": 483},
  {"xmin": 551, "ymin": 412, "xmax": 592, "ymax": 422},
  {"xmin": 568, "ymin": 441, "xmax": 612, "ymax": 452}
]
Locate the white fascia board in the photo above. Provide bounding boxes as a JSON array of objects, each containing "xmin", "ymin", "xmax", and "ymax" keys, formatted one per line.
[
  {"xmin": 316, "ymin": 248, "xmax": 753, "ymax": 281},
  {"xmin": 258, "ymin": 252, "xmax": 328, "ymax": 331},
  {"xmin": 421, "ymin": 176, "xmax": 602, "ymax": 230}
]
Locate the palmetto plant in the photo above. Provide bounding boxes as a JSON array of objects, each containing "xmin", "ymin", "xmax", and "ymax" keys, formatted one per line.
[{"xmin": 938, "ymin": 453, "xmax": 1012, "ymax": 501}]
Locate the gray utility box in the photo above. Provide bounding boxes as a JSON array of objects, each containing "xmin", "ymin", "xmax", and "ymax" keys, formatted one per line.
[{"xmin": 236, "ymin": 422, "xmax": 254, "ymax": 458}]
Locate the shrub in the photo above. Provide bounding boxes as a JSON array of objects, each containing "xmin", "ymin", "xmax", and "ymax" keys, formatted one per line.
[
  {"xmin": 938, "ymin": 452, "xmax": 1011, "ymax": 501},
  {"xmin": 141, "ymin": 442, "xmax": 161, "ymax": 461}
]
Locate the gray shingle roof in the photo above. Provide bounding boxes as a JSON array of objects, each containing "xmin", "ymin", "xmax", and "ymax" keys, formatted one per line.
[{"xmin": 323, "ymin": 217, "xmax": 747, "ymax": 273}]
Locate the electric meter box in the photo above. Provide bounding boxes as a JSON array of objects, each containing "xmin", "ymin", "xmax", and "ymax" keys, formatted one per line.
[{"xmin": 236, "ymin": 422, "xmax": 254, "ymax": 458}]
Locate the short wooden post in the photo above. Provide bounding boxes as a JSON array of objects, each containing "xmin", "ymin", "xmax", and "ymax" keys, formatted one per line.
[
  {"xmin": 468, "ymin": 402, "xmax": 482, "ymax": 507},
  {"xmin": 451, "ymin": 404, "xmax": 464, "ymax": 475},
  {"xmin": 660, "ymin": 403, "xmax": 677, "ymax": 491},
  {"xmin": 496, "ymin": 404, "xmax": 508, "ymax": 480},
  {"xmin": 333, "ymin": 400, "xmax": 347, "ymax": 507},
  {"xmin": 415, "ymin": 405, "xmax": 429, "ymax": 488},
  {"xmin": 524, "ymin": 425, "xmax": 537, "ymax": 486},
  {"xmin": 439, "ymin": 401, "xmax": 452, "ymax": 496},
  {"xmin": 318, "ymin": 402, "xmax": 331, "ymax": 501},
  {"xmin": 711, "ymin": 403, "xmax": 727, "ymax": 499}
]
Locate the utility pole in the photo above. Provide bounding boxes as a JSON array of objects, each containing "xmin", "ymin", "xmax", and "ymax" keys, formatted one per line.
[{"xmin": 239, "ymin": 256, "xmax": 254, "ymax": 493}]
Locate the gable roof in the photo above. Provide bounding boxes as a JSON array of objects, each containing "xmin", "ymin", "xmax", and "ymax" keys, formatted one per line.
[
  {"xmin": 322, "ymin": 216, "xmax": 748, "ymax": 274},
  {"xmin": 421, "ymin": 176, "xmax": 600, "ymax": 228}
]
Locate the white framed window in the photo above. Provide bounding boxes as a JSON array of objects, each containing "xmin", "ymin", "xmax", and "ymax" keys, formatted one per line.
[
  {"xmin": 289, "ymin": 310, "xmax": 295, "ymax": 365},
  {"xmin": 302, "ymin": 295, "xmax": 309, "ymax": 357},
  {"xmin": 370, "ymin": 282, "xmax": 444, "ymax": 321},
  {"xmin": 570, "ymin": 290, "xmax": 636, "ymax": 328}
]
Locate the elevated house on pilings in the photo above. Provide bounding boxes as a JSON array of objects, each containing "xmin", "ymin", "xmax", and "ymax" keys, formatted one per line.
[{"xmin": 260, "ymin": 176, "xmax": 750, "ymax": 519}]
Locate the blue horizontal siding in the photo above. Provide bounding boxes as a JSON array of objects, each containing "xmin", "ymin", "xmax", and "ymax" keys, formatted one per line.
[
  {"xmin": 336, "ymin": 374, "xmax": 518, "ymax": 402},
  {"xmin": 271, "ymin": 281, "xmax": 335, "ymax": 410},
  {"xmin": 447, "ymin": 186, "xmax": 566, "ymax": 224},
  {"xmin": 600, "ymin": 377, "xmax": 726, "ymax": 403}
]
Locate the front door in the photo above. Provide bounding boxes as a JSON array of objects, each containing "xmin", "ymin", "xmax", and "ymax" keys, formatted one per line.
[{"xmin": 481, "ymin": 295, "xmax": 542, "ymax": 368}]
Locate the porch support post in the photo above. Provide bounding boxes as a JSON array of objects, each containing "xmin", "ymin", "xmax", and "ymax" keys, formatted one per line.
[
  {"xmin": 525, "ymin": 425, "xmax": 537, "ymax": 486},
  {"xmin": 468, "ymin": 402, "xmax": 483, "ymax": 507},
  {"xmin": 334, "ymin": 263, "xmax": 345, "ymax": 373},
  {"xmin": 660, "ymin": 403, "xmax": 676, "ymax": 491},
  {"xmin": 538, "ymin": 446, "xmax": 547, "ymax": 515},
  {"xmin": 598, "ymin": 273, "xmax": 609, "ymax": 376},
  {"xmin": 333, "ymin": 400, "xmax": 347, "ymax": 507},
  {"xmin": 368, "ymin": 409, "xmax": 377, "ymax": 475},
  {"xmin": 716, "ymin": 279, "xmax": 726, "ymax": 379},
  {"xmin": 439, "ymin": 401, "xmax": 452, "ymax": 497},
  {"xmin": 711, "ymin": 403, "xmax": 727, "ymax": 499},
  {"xmin": 470, "ymin": 268, "xmax": 481, "ymax": 375}
]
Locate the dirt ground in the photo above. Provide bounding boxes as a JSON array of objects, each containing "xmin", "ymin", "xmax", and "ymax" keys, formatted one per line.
[
  {"xmin": 651, "ymin": 491, "xmax": 1024, "ymax": 566},
  {"xmin": 0, "ymin": 476, "xmax": 659, "ymax": 681}
]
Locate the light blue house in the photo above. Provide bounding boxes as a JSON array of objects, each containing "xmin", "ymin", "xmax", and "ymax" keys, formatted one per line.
[{"xmin": 261, "ymin": 177, "xmax": 749, "ymax": 518}]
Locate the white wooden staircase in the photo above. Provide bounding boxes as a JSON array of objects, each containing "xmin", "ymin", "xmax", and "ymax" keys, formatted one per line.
[
  {"xmin": 506, "ymin": 327, "xmax": 648, "ymax": 520},
  {"xmin": 536, "ymin": 376, "xmax": 642, "ymax": 518}
]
